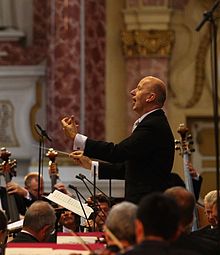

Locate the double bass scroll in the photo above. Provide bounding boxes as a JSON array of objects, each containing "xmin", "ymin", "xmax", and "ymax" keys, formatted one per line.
[{"xmin": 46, "ymin": 148, "xmax": 59, "ymax": 192}]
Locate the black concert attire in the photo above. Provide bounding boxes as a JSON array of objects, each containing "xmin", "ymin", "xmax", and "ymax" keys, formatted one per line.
[
  {"xmin": 84, "ymin": 109, "xmax": 175, "ymax": 204},
  {"xmin": 9, "ymin": 231, "xmax": 39, "ymax": 243},
  {"xmin": 171, "ymin": 232, "xmax": 219, "ymax": 255},
  {"xmin": 124, "ymin": 240, "xmax": 200, "ymax": 255}
]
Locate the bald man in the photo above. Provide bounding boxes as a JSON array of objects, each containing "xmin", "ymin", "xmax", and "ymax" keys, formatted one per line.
[{"xmin": 62, "ymin": 76, "xmax": 175, "ymax": 204}]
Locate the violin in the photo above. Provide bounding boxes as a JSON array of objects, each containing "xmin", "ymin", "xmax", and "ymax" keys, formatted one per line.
[
  {"xmin": 0, "ymin": 147, "xmax": 20, "ymax": 222},
  {"xmin": 46, "ymin": 148, "xmax": 59, "ymax": 192}
]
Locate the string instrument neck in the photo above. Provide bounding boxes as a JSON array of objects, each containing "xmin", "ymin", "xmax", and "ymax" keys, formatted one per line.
[
  {"xmin": 0, "ymin": 147, "xmax": 19, "ymax": 223},
  {"xmin": 46, "ymin": 148, "xmax": 59, "ymax": 192}
]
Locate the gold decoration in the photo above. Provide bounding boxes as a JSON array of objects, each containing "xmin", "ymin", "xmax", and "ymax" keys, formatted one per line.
[
  {"xmin": 121, "ymin": 30, "xmax": 175, "ymax": 57},
  {"xmin": 171, "ymin": 27, "xmax": 211, "ymax": 109}
]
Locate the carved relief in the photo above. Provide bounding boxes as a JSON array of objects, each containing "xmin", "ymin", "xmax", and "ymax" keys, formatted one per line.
[
  {"xmin": 0, "ymin": 100, "xmax": 19, "ymax": 147},
  {"xmin": 121, "ymin": 29, "xmax": 175, "ymax": 57}
]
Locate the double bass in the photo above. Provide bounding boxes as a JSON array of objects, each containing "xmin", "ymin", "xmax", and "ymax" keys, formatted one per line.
[
  {"xmin": 46, "ymin": 148, "xmax": 59, "ymax": 192},
  {"xmin": 0, "ymin": 147, "xmax": 20, "ymax": 222},
  {"xmin": 175, "ymin": 124, "xmax": 199, "ymax": 231}
]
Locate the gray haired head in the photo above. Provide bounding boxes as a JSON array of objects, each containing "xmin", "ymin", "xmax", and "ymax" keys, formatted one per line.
[
  {"xmin": 105, "ymin": 201, "xmax": 137, "ymax": 245},
  {"xmin": 23, "ymin": 200, "xmax": 56, "ymax": 232}
]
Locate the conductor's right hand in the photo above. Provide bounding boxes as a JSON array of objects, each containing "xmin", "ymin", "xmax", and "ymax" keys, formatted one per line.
[
  {"xmin": 69, "ymin": 151, "xmax": 92, "ymax": 170},
  {"xmin": 61, "ymin": 115, "xmax": 78, "ymax": 139}
]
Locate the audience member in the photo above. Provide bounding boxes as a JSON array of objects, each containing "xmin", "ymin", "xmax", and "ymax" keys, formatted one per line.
[
  {"xmin": 165, "ymin": 187, "xmax": 218, "ymax": 255},
  {"xmin": 63, "ymin": 76, "xmax": 175, "ymax": 204},
  {"xmin": 10, "ymin": 200, "xmax": 56, "ymax": 243}
]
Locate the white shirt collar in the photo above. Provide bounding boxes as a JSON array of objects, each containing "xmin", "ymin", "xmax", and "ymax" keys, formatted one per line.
[{"xmin": 136, "ymin": 108, "xmax": 162, "ymax": 124}]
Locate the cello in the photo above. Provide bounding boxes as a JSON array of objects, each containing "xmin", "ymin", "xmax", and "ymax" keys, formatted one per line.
[{"xmin": 0, "ymin": 147, "xmax": 20, "ymax": 222}]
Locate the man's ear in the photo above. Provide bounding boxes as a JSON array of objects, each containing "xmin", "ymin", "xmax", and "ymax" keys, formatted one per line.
[
  {"xmin": 146, "ymin": 93, "xmax": 155, "ymax": 103},
  {"xmin": 135, "ymin": 219, "xmax": 144, "ymax": 244},
  {"xmin": 38, "ymin": 225, "xmax": 51, "ymax": 242}
]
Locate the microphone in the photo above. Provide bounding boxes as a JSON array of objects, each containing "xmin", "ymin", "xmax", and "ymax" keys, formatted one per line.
[
  {"xmin": 68, "ymin": 184, "xmax": 87, "ymax": 202},
  {"xmin": 195, "ymin": 0, "xmax": 220, "ymax": 31},
  {"xmin": 76, "ymin": 175, "xmax": 93, "ymax": 197},
  {"xmin": 76, "ymin": 174, "xmax": 109, "ymax": 199},
  {"xmin": 35, "ymin": 124, "xmax": 52, "ymax": 141}
]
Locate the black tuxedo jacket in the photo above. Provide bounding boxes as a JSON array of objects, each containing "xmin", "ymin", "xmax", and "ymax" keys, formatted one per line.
[
  {"xmin": 10, "ymin": 231, "xmax": 39, "ymax": 243},
  {"xmin": 84, "ymin": 109, "xmax": 175, "ymax": 204},
  {"xmin": 125, "ymin": 240, "xmax": 200, "ymax": 255},
  {"xmin": 171, "ymin": 233, "xmax": 219, "ymax": 255}
]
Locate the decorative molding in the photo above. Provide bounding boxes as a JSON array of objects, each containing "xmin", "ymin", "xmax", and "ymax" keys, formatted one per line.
[
  {"xmin": 0, "ymin": 100, "xmax": 19, "ymax": 147},
  {"xmin": 171, "ymin": 28, "xmax": 210, "ymax": 109},
  {"xmin": 123, "ymin": 6, "xmax": 172, "ymax": 30},
  {"xmin": 121, "ymin": 29, "xmax": 175, "ymax": 57},
  {"xmin": 0, "ymin": 28, "xmax": 25, "ymax": 42}
]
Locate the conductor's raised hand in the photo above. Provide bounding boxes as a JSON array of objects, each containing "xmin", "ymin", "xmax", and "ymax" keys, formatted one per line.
[
  {"xmin": 61, "ymin": 116, "xmax": 78, "ymax": 139},
  {"xmin": 69, "ymin": 151, "xmax": 92, "ymax": 170}
]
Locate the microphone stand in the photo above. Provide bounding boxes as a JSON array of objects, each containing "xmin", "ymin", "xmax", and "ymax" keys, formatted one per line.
[
  {"xmin": 93, "ymin": 166, "xmax": 96, "ymax": 232},
  {"xmin": 68, "ymin": 184, "xmax": 92, "ymax": 231},
  {"xmin": 195, "ymin": 0, "xmax": 220, "ymax": 229},
  {"xmin": 35, "ymin": 124, "xmax": 52, "ymax": 200},
  {"xmin": 109, "ymin": 179, "xmax": 112, "ymax": 199},
  {"xmin": 78, "ymin": 173, "xmax": 109, "ymax": 198},
  {"xmin": 75, "ymin": 175, "xmax": 107, "ymax": 227},
  {"xmin": 35, "ymin": 126, "xmax": 44, "ymax": 200},
  {"xmin": 76, "ymin": 175, "xmax": 93, "ymax": 197}
]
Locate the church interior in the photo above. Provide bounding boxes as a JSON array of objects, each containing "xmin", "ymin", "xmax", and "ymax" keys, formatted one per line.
[{"xmin": 0, "ymin": 0, "xmax": 220, "ymax": 252}]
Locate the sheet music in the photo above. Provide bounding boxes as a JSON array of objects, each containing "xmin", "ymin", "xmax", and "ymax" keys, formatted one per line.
[
  {"xmin": 46, "ymin": 190, "xmax": 93, "ymax": 218},
  {"xmin": 7, "ymin": 219, "xmax": 23, "ymax": 231}
]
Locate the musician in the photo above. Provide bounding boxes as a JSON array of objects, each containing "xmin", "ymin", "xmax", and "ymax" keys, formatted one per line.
[
  {"xmin": 0, "ymin": 186, "xmax": 26, "ymax": 221},
  {"xmin": 167, "ymin": 163, "xmax": 203, "ymax": 201},
  {"xmin": 191, "ymin": 190, "xmax": 220, "ymax": 244},
  {"xmin": 0, "ymin": 209, "xmax": 7, "ymax": 255},
  {"xmin": 6, "ymin": 172, "xmax": 44, "ymax": 207},
  {"xmin": 165, "ymin": 187, "xmax": 219, "ymax": 255},
  {"xmin": 123, "ymin": 193, "xmax": 186, "ymax": 255},
  {"xmin": 7, "ymin": 172, "xmax": 72, "ymax": 207},
  {"xmin": 103, "ymin": 201, "xmax": 137, "ymax": 254},
  {"xmin": 63, "ymin": 76, "xmax": 175, "ymax": 204},
  {"xmin": 10, "ymin": 201, "xmax": 56, "ymax": 243},
  {"xmin": 85, "ymin": 193, "xmax": 111, "ymax": 232},
  {"xmin": 58, "ymin": 210, "xmax": 80, "ymax": 232}
]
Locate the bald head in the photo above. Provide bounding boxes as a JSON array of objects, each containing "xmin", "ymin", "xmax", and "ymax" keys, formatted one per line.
[
  {"xmin": 165, "ymin": 187, "xmax": 195, "ymax": 228},
  {"xmin": 130, "ymin": 76, "xmax": 167, "ymax": 116}
]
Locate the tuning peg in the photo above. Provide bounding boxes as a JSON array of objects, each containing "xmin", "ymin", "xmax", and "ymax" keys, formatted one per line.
[{"xmin": 187, "ymin": 134, "xmax": 192, "ymax": 139}]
